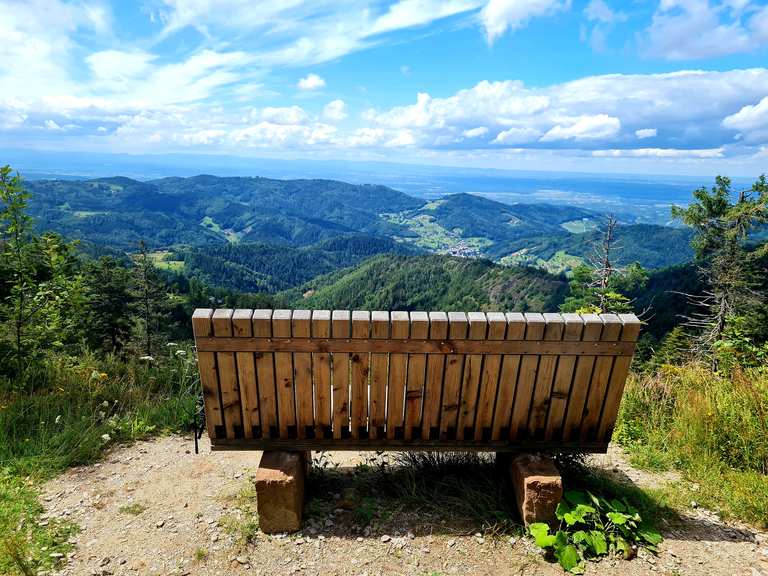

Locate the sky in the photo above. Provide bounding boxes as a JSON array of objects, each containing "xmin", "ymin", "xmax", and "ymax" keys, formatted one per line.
[{"xmin": 1, "ymin": 0, "xmax": 768, "ymax": 176}]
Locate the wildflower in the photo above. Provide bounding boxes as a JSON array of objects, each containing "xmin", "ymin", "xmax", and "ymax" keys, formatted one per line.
[
  {"xmin": 167, "ymin": 342, "xmax": 178, "ymax": 347},
  {"xmin": 98, "ymin": 411, "xmax": 106, "ymax": 419},
  {"xmin": 175, "ymin": 349, "xmax": 187, "ymax": 356},
  {"xmin": 102, "ymin": 400, "xmax": 109, "ymax": 408},
  {"xmin": 55, "ymin": 415, "xmax": 62, "ymax": 424},
  {"xmin": 101, "ymin": 434, "xmax": 111, "ymax": 442},
  {"xmin": 139, "ymin": 356, "xmax": 155, "ymax": 362},
  {"xmin": 99, "ymin": 372, "xmax": 108, "ymax": 381}
]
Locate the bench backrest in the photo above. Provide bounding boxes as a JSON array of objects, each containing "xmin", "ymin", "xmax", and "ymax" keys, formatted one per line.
[{"xmin": 192, "ymin": 309, "xmax": 640, "ymax": 452}]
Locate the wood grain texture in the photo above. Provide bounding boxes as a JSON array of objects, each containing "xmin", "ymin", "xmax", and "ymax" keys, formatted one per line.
[
  {"xmin": 386, "ymin": 311, "xmax": 410, "ymax": 439},
  {"xmin": 404, "ymin": 311, "xmax": 429, "ymax": 440},
  {"xmin": 580, "ymin": 314, "xmax": 622, "ymax": 442},
  {"xmin": 192, "ymin": 309, "xmax": 223, "ymax": 439},
  {"xmin": 350, "ymin": 311, "xmax": 370, "ymax": 439},
  {"xmin": 474, "ymin": 312, "xmax": 506, "ymax": 441},
  {"xmin": 291, "ymin": 310, "xmax": 313, "ymax": 438},
  {"xmin": 312, "ymin": 310, "xmax": 332, "ymax": 438},
  {"xmin": 509, "ymin": 313, "xmax": 545, "ymax": 441},
  {"xmin": 456, "ymin": 312, "xmax": 487, "ymax": 440},
  {"xmin": 331, "ymin": 310, "xmax": 351, "ymax": 439},
  {"xmin": 491, "ymin": 313, "xmax": 526, "ymax": 441},
  {"xmin": 252, "ymin": 310, "xmax": 277, "ymax": 438},
  {"xmin": 233, "ymin": 309, "xmax": 258, "ymax": 439},
  {"xmin": 527, "ymin": 313, "xmax": 565, "ymax": 439},
  {"xmin": 212, "ymin": 309, "xmax": 242, "ymax": 439},
  {"xmin": 272, "ymin": 310, "xmax": 296, "ymax": 438},
  {"xmin": 545, "ymin": 313, "xmax": 584, "ymax": 441},
  {"xmin": 369, "ymin": 311, "xmax": 389, "ymax": 439},
  {"xmin": 421, "ymin": 312, "xmax": 448, "ymax": 439},
  {"xmin": 440, "ymin": 312, "xmax": 467, "ymax": 440}
]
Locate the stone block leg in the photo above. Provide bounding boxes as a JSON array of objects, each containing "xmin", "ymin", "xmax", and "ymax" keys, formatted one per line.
[
  {"xmin": 255, "ymin": 451, "xmax": 306, "ymax": 534},
  {"xmin": 508, "ymin": 453, "xmax": 563, "ymax": 526}
]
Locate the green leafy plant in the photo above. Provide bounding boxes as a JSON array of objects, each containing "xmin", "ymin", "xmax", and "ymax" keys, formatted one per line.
[{"xmin": 528, "ymin": 490, "xmax": 662, "ymax": 573}]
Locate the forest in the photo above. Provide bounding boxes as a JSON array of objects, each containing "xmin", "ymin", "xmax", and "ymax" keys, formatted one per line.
[{"xmin": 1, "ymin": 165, "xmax": 767, "ymax": 574}]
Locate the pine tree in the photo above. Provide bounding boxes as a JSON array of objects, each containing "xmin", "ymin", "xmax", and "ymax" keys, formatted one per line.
[
  {"xmin": 85, "ymin": 256, "xmax": 134, "ymax": 355},
  {"xmin": 131, "ymin": 241, "xmax": 170, "ymax": 357}
]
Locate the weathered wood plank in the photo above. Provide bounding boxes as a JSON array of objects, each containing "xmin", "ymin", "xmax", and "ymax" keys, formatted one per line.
[
  {"xmin": 331, "ymin": 310, "xmax": 351, "ymax": 439},
  {"xmin": 527, "ymin": 313, "xmax": 565, "ymax": 439},
  {"xmin": 291, "ymin": 310, "xmax": 313, "ymax": 439},
  {"xmin": 350, "ymin": 311, "xmax": 370, "ymax": 439},
  {"xmin": 474, "ymin": 312, "xmax": 506, "ymax": 441},
  {"xmin": 212, "ymin": 309, "xmax": 242, "ymax": 439},
  {"xmin": 440, "ymin": 312, "xmax": 467, "ymax": 440},
  {"xmin": 456, "ymin": 312, "xmax": 487, "ymax": 440},
  {"xmin": 272, "ymin": 309, "xmax": 296, "ymax": 438},
  {"xmin": 561, "ymin": 314, "xmax": 604, "ymax": 441},
  {"xmin": 491, "ymin": 313, "xmax": 526, "ymax": 441},
  {"xmin": 252, "ymin": 310, "xmax": 277, "ymax": 438},
  {"xmin": 509, "ymin": 313, "xmax": 546, "ymax": 441},
  {"xmin": 369, "ymin": 311, "xmax": 389, "ymax": 439},
  {"xmin": 387, "ymin": 311, "xmax": 410, "ymax": 439},
  {"xmin": 596, "ymin": 314, "xmax": 642, "ymax": 442},
  {"xmin": 421, "ymin": 312, "xmax": 448, "ymax": 440},
  {"xmin": 404, "ymin": 311, "xmax": 429, "ymax": 440},
  {"xmin": 545, "ymin": 313, "xmax": 584, "ymax": 441},
  {"xmin": 312, "ymin": 310, "xmax": 332, "ymax": 439},
  {"xmin": 233, "ymin": 309, "xmax": 258, "ymax": 439},
  {"xmin": 192, "ymin": 309, "xmax": 223, "ymax": 439},
  {"xmin": 581, "ymin": 315, "xmax": 623, "ymax": 442},
  {"xmin": 196, "ymin": 337, "xmax": 635, "ymax": 356}
]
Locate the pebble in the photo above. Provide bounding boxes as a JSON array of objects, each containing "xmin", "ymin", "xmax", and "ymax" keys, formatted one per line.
[
  {"xmin": 381, "ymin": 535, "xmax": 391, "ymax": 543},
  {"xmin": 407, "ymin": 531, "xmax": 415, "ymax": 540},
  {"xmin": 156, "ymin": 520, "xmax": 165, "ymax": 528},
  {"xmin": 49, "ymin": 552, "xmax": 64, "ymax": 559},
  {"xmin": 447, "ymin": 539, "xmax": 456, "ymax": 548},
  {"xmin": 356, "ymin": 537, "xmax": 364, "ymax": 542},
  {"xmin": 235, "ymin": 556, "xmax": 248, "ymax": 565}
]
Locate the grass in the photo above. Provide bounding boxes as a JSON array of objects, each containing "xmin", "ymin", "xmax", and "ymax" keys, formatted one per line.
[
  {"xmin": 616, "ymin": 363, "xmax": 768, "ymax": 527},
  {"xmin": 118, "ymin": 502, "xmax": 147, "ymax": 516},
  {"xmin": 0, "ymin": 347, "xmax": 199, "ymax": 574},
  {"xmin": 220, "ymin": 483, "xmax": 260, "ymax": 546}
]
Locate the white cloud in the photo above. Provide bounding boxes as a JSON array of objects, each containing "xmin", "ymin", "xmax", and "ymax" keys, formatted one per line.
[
  {"xmin": 259, "ymin": 105, "xmax": 309, "ymax": 125},
  {"xmin": 643, "ymin": 0, "xmax": 768, "ymax": 59},
  {"xmin": 297, "ymin": 73, "xmax": 326, "ymax": 90},
  {"xmin": 462, "ymin": 126, "xmax": 489, "ymax": 138},
  {"xmin": 593, "ymin": 147, "xmax": 724, "ymax": 158},
  {"xmin": 323, "ymin": 99, "xmax": 347, "ymax": 121},
  {"xmin": 87, "ymin": 50, "xmax": 155, "ymax": 82},
  {"xmin": 635, "ymin": 128, "xmax": 657, "ymax": 139},
  {"xmin": 722, "ymin": 95, "xmax": 768, "ymax": 142},
  {"xmin": 541, "ymin": 114, "xmax": 621, "ymax": 141},
  {"xmin": 493, "ymin": 126, "xmax": 541, "ymax": 144},
  {"xmin": 371, "ymin": 0, "xmax": 483, "ymax": 35},
  {"xmin": 584, "ymin": 0, "xmax": 625, "ymax": 23},
  {"xmin": 480, "ymin": 0, "xmax": 569, "ymax": 44},
  {"xmin": 45, "ymin": 120, "xmax": 63, "ymax": 131}
]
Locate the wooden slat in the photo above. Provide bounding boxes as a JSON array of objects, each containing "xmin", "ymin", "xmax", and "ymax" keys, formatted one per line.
[
  {"xmin": 369, "ymin": 311, "xmax": 389, "ymax": 439},
  {"xmin": 581, "ymin": 314, "xmax": 623, "ymax": 441},
  {"xmin": 196, "ymin": 337, "xmax": 635, "ymax": 356},
  {"xmin": 291, "ymin": 310, "xmax": 313, "ymax": 439},
  {"xmin": 509, "ymin": 313, "xmax": 545, "ymax": 440},
  {"xmin": 233, "ymin": 309, "xmax": 258, "ymax": 439},
  {"xmin": 387, "ymin": 311, "xmax": 410, "ymax": 439},
  {"xmin": 491, "ymin": 313, "xmax": 526, "ymax": 441},
  {"xmin": 440, "ymin": 312, "xmax": 467, "ymax": 440},
  {"xmin": 252, "ymin": 310, "xmax": 277, "ymax": 438},
  {"xmin": 421, "ymin": 312, "xmax": 448, "ymax": 440},
  {"xmin": 545, "ymin": 313, "xmax": 584, "ymax": 441},
  {"xmin": 527, "ymin": 313, "xmax": 565, "ymax": 439},
  {"xmin": 474, "ymin": 312, "xmax": 506, "ymax": 441},
  {"xmin": 312, "ymin": 310, "xmax": 332, "ymax": 439},
  {"xmin": 273, "ymin": 310, "xmax": 296, "ymax": 438},
  {"xmin": 404, "ymin": 312, "xmax": 429, "ymax": 440},
  {"xmin": 212, "ymin": 309, "xmax": 242, "ymax": 439},
  {"xmin": 456, "ymin": 312, "xmax": 487, "ymax": 440},
  {"xmin": 331, "ymin": 311, "xmax": 351, "ymax": 439},
  {"xmin": 562, "ymin": 314, "xmax": 604, "ymax": 441},
  {"xmin": 350, "ymin": 311, "xmax": 370, "ymax": 439},
  {"xmin": 192, "ymin": 309, "xmax": 223, "ymax": 439},
  {"xmin": 596, "ymin": 314, "xmax": 642, "ymax": 442}
]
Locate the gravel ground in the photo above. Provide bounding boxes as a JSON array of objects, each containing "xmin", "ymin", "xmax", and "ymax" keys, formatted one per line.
[{"xmin": 40, "ymin": 436, "xmax": 767, "ymax": 576}]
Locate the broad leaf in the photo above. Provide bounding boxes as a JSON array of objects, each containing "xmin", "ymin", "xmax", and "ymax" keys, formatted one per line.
[
  {"xmin": 556, "ymin": 544, "xmax": 583, "ymax": 573},
  {"xmin": 589, "ymin": 530, "xmax": 608, "ymax": 555},
  {"xmin": 607, "ymin": 511, "xmax": 629, "ymax": 525},
  {"xmin": 529, "ymin": 523, "xmax": 557, "ymax": 549}
]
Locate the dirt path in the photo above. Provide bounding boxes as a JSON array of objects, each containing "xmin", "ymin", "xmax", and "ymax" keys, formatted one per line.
[{"xmin": 41, "ymin": 436, "xmax": 767, "ymax": 576}]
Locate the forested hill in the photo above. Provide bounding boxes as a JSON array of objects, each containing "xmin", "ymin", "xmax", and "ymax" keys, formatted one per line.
[
  {"xmin": 24, "ymin": 174, "xmax": 694, "ymax": 274},
  {"xmin": 284, "ymin": 254, "xmax": 568, "ymax": 311}
]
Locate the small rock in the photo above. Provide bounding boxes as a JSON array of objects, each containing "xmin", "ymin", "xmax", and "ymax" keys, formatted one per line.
[
  {"xmin": 211, "ymin": 534, "xmax": 219, "ymax": 543},
  {"xmin": 381, "ymin": 535, "xmax": 391, "ymax": 543},
  {"xmin": 407, "ymin": 531, "xmax": 415, "ymax": 540},
  {"xmin": 99, "ymin": 557, "xmax": 111, "ymax": 567},
  {"xmin": 474, "ymin": 532, "xmax": 482, "ymax": 538},
  {"xmin": 356, "ymin": 537, "xmax": 364, "ymax": 542},
  {"xmin": 156, "ymin": 520, "xmax": 165, "ymax": 528},
  {"xmin": 690, "ymin": 501, "xmax": 699, "ymax": 509},
  {"xmin": 447, "ymin": 539, "xmax": 456, "ymax": 548},
  {"xmin": 476, "ymin": 537, "xmax": 485, "ymax": 544},
  {"xmin": 508, "ymin": 537, "xmax": 517, "ymax": 545},
  {"xmin": 49, "ymin": 552, "xmax": 64, "ymax": 559},
  {"xmin": 236, "ymin": 556, "xmax": 248, "ymax": 565}
]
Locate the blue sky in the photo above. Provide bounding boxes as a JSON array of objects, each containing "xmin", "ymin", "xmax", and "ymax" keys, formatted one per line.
[{"xmin": 1, "ymin": 0, "xmax": 768, "ymax": 175}]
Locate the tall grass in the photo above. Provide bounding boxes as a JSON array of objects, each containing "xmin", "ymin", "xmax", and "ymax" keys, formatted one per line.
[
  {"xmin": 616, "ymin": 363, "xmax": 768, "ymax": 526},
  {"xmin": 0, "ymin": 345, "xmax": 198, "ymax": 574}
]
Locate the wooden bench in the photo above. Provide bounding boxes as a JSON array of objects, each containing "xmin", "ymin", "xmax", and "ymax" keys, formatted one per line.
[{"xmin": 192, "ymin": 309, "xmax": 640, "ymax": 531}]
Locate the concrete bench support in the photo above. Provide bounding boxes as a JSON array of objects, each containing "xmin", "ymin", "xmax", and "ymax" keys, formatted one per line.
[
  {"xmin": 508, "ymin": 453, "xmax": 563, "ymax": 525},
  {"xmin": 255, "ymin": 451, "xmax": 307, "ymax": 533}
]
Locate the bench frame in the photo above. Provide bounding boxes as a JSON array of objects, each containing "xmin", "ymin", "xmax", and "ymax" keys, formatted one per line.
[{"xmin": 192, "ymin": 309, "xmax": 640, "ymax": 454}]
